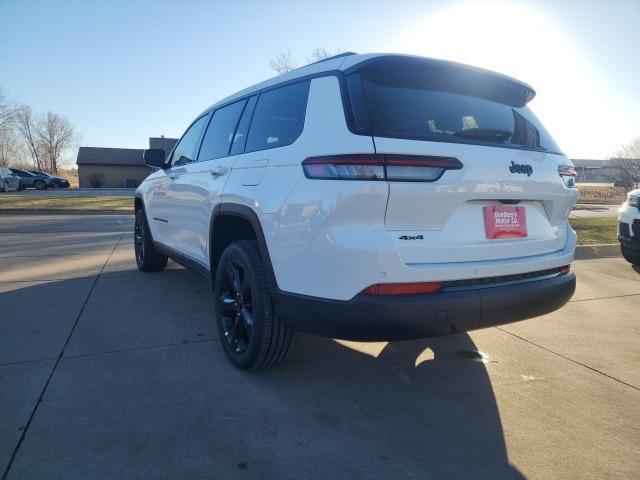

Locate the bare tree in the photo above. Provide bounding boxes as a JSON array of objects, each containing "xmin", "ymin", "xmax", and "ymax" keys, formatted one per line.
[
  {"xmin": 0, "ymin": 89, "xmax": 24, "ymax": 167},
  {"xmin": 306, "ymin": 47, "xmax": 332, "ymax": 63},
  {"xmin": 607, "ymin": 135, "xmax": 640, "ymax": 189},
  {"xmin": 37, "ymin": 111, "xmax": 76, "ymax": 174},
  {"xmin": 0, "ymin": 127, "xmax": 22, "ymax": 167},
  {"xmin": 13, "ymin": 105, "xmax": 44, "ymax": 170},
  {"xmin": 269, "ymin": 47, "xmax": 344, "ymax": 74},
  {"xmin": 269, "ymin": 49, "xmax": 298, "ymax": 74},
  {"xmin": 0, "ymin": 88, "xmax": 18, "ymax": 130}
]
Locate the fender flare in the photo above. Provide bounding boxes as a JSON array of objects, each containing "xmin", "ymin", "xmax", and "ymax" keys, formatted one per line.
[
  {"xmin": 133, "ymin": 192, "xmax": 144, "ymax": 211},
  {"xmin": 209, "ymin": 203, "xmax": 279, "ymax": 288}
]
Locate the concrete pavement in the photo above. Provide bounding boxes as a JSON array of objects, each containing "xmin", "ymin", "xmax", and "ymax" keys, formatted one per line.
[
  {"xmin": 0, "ymin": 215, "xmax": 638, "ymax": 479},
  {"xmin": 570, "ymin": 204, "xmax": 619, "ymax": 218}
]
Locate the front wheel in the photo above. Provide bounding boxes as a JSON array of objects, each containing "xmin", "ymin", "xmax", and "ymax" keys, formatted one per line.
[
  {"xmin": 621, "ymin": 244, "xmax": 640, "ymax": 266},
  {"xmin": 214, "ymin": 240, "xmax": 292, "ymax": 370},
  {"xmin": 134, "ymin": 209, "xmax": 168, "ymax": 272},
  {"xmin": 1, "ymin": 182, "xmax": 7, "ymax": 193}
]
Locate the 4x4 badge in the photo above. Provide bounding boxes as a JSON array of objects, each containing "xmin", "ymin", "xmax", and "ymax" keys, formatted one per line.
[
  {"xmin": 398, "ymin": 234, "xmax": 424, "ymax": 240},
  {"xmin": 509, "ymin": 161, "xmax": 533, "ymax": 176}
]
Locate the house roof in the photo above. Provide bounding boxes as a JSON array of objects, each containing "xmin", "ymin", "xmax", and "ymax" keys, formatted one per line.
[
  {"xmin": 149, "ymin": 137, "xmax": 178, "ymax": 154},
  {"xmin": 571, "ymin": 159, "xmax": 613, "ymax": 168},
  {"xmin": 76, "ymin": 137, "xmax": 179, "ymax": 166},
  {"xmin": 76, "ymin": 147, "xmax": 145, "ymax": 166}
]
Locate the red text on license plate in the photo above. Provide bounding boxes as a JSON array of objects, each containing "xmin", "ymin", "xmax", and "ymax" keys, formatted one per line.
[{"xmin": 484, "ymin": 205, "xmax": 527, "ymax": 239}]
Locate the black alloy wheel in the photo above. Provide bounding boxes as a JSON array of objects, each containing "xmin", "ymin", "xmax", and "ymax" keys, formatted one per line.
[
  {"xmin": 134, "ymin": 213, "xmax": 145, "ymax": 266},
  {"xmin": 218, "ymin": 259, "xmax": 255, "ymax": 355},
  {"xmin": 214, "ymin": 241, "xmax": 292, "ymax": 370},
  {"xmin": 134, "ymin": 209, "xmax": 168, "ymax": 272}
]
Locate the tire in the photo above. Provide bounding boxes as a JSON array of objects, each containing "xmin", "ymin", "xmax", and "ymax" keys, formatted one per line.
[
  {"xmin": 214, "ymin": 240, "xmax": 293, "ymax": 370},
  {"xmin": 134, "ymin": 209, "xmax": 168, "ymax": 272},
  {"xmin": 621, "ymin": 244, "xmax": 640, "ymax": 266},
  {"xmin": 17, "ymin": 183, "xmax": 24, "ymax": 191},
  {"xmin": 34, "ymin": 180, "xmax": 46, "ymax": 190},
  {"xmin": 1, "ymin": 182, "xmax": 7, "ymax": 193}
]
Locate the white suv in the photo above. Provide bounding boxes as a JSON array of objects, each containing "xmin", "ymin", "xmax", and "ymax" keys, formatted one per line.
[
  {"xmin": 134, "ymin": 53, "xmax": 578, "ymax": 369},
  {"xmin": 618, "ymin": 189, "xmax": 640, "ymax": 265}
]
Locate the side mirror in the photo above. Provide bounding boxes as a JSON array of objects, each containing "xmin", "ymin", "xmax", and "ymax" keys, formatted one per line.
[{"xmin": 143, "ymin": 149, "xmax": 167, "ymax": 169}]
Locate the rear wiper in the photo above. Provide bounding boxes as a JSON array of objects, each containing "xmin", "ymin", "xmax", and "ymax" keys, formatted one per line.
[
  {"xmin": 513, "ymin": 144, "xmax": 548, "ymax": 151},
  {"xmin": 451, "ymin": 128, "xmax": 514, "ymax": 142}
]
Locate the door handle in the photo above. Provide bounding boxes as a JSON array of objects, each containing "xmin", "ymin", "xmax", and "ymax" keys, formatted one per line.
[
  {"xmin": 169, "ymin": 174, "xmax": 179, "ymax": 180},
  {"xmin": 210, "ymin": 166, "xmax": 228, "ymax": 177}
]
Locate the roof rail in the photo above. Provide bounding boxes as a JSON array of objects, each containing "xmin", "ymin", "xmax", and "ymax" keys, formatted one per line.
[{"xmin": 307, "ymin": 51, "xmax": 358, "ymax": 66}]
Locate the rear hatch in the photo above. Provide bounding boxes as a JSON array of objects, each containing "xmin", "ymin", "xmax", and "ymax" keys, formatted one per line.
[{"xmin": 345, "ymin": 56, "xmax": 577, "ymax": 264}]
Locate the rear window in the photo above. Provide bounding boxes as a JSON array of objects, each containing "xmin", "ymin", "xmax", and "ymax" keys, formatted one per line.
[
  {"xmin": 347, "ymin": 59, "xmax": 561, "ymax": 154},
  {"xmin": 245, "ymin": 80, "xmax": 310, "ymax": 153}
]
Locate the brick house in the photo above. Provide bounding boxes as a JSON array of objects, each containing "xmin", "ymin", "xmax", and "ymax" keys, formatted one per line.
[{"xmin": 76, "ymin": 137, "xmax": 177, "ymax": 188}]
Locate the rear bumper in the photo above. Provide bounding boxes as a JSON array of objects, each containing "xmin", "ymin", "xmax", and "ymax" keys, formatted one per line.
[
  {"xmin": 618, "ymin": 218, "xmax": 640, "ymax": 251},
  {"xmin": 274, "ymin": 273, "xmax": 576, "ymax": 341},
  {"xmin": 619, "ymin": 237, "xmax": 640, "ymax": 253}
]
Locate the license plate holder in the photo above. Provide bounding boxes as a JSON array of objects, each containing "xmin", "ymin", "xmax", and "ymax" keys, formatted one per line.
[{"xmin": 484, "ymin": 205, "xmax": 527, "ymax": 239}]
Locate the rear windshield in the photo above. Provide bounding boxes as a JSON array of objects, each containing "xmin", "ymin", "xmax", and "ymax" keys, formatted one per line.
[{"xmin": 347, "ymin": 59, "xmax": 561, "ymax": 154}]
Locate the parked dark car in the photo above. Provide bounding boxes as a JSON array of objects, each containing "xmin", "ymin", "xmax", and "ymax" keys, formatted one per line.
[
  {"xmin": 0, "ymin": 166, "xmax": 20, "ymax": 192},
  {"xmin": 28, "ymin": 170, "xmax": 70, "ymax": 188},
  {"xmin": 9, "ymin": 169, "xmax": 52, "ymax": 190}
]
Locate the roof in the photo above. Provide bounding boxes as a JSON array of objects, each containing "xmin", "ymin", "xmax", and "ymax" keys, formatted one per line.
[
  {"xmin": 76, "ymin": 147, "xmax": 145, "ymax": 166},
  {"xmin": 571, "ymin": 159, "xmax": 614, "ymax": 168},
  {"xmin": 149, "ymin": 137, "xmax": 178, "ymax": 154},
  {"xmin": 200, "ymin": 53, "xmax": 354, "ymax": 115},
  {"xmin": 201, "ymin": 53, "xmax": 535, "ymax": 115}
]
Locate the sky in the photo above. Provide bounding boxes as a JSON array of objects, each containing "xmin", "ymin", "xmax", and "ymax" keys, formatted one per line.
[{"xmin": 1, "ymin": 0, "xmax": 639, "ymax": 160}]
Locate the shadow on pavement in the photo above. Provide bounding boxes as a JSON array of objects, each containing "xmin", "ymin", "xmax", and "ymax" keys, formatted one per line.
[
  {"xmin": 1, "ymin": 270, "xmax": 524, "ymax": 479},
  {"xmin": 262, "ymin": 333, "xmax": 525, "ymax": 478}
]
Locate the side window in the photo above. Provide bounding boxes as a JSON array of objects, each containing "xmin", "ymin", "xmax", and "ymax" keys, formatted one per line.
[
  {"xmin": 198, "ymin": 99, "xmax": 247, "ymax": 161},
  {"xmin": 171, "ymin": 114, "xmax": 209, "ymax": 166},
  {"xmin": 229, "ymin": 95, "xmax": 257, "ymax": 156},
  {"xmin": 245, "ymin": 81, "xmax": 310, "ymax": 153}
]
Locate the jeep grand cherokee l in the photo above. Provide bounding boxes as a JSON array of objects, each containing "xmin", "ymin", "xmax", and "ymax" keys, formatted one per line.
[{"xmin": 134, "ymin": 53, "xmax": 578, "ymax": 370}]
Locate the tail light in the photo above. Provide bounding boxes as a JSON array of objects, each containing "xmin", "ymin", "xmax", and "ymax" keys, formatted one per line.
[
  {"xmin": 302, "ymin": 154, "xmax": 462, "ymax": 182},
  {"xmin": 361, "ymin": 282, "xmax": 442, "ymax": 295},
  {"xmin": 558, "ymin": 165, "xmax": 577, "ymax": 188}
]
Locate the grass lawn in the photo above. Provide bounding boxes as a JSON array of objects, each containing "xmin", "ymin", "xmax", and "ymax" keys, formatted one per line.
[
  {"xmin": 577, "ymin": 185, "xmax": 627, "ymax": 204},
  {"xmin": 0, "ymin": 195, "xmax": 133, "ymax": 212},
  {"xmin": 574, "ymin": 199, "xmax": 623, "ymax": 205},
  {"xmin": 569, "ymin": 217, "xmax": 618, "ymax": 245}
]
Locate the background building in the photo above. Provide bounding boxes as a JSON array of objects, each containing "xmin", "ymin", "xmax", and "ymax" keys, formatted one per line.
[
  {"xmin": 76, "ymin": 137, "xmax": 177, "ymax": 188},
  {"xmin": 572, "ymin": 159, "xmax": 615, "ymax": 183}
]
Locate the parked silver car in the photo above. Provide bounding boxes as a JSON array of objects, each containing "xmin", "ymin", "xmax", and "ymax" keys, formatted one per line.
[{"xmin": 0, "ymin": 167, "xmax": 20, "ymax": 192}]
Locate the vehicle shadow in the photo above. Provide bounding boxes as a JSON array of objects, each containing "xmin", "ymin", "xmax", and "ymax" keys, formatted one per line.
[
  {"xmin": 256, "ymin": 331, "xmax": 525, "ymax": 478},
  {"xmin": 0, "ymin": 268, "xmax": 524, "ymax": 479}
]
